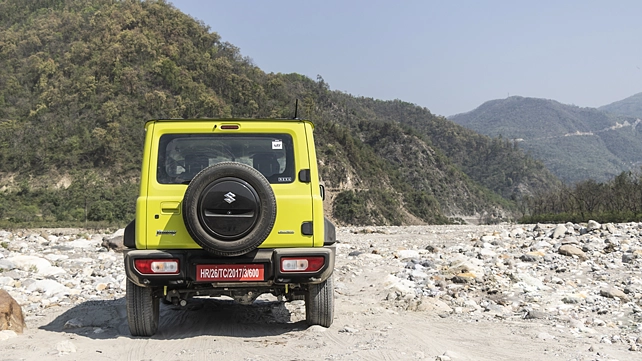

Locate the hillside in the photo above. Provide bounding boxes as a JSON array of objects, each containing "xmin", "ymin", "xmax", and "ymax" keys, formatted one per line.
[
  {"xmin": 0, "ymin": 0, "xmax": 559, "ymax": 226},
  {"xmin": 450, "ymin": 96, "xmax": 642, "ymax": 183},
  {"xmin": 599, "ymin": 92, "xmax": 642, "ymax": 118}
]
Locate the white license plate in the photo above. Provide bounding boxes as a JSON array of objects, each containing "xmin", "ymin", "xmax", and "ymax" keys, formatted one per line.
[{"xmin": 196, "ymin": 264, "xmax": 265, "ymax": 281}]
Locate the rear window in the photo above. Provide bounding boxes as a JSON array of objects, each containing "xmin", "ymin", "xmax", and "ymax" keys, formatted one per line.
[{"xmin": 157, "ymin": 133, "xmax": 295, "ymax": 184}]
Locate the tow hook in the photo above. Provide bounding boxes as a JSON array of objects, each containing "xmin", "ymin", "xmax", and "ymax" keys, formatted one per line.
[{"xmin": 165, "ymin": 289, "xmax": 187, "ymax": 307}]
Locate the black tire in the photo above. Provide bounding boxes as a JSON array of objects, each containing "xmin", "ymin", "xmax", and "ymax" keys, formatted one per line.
[
  {"xmin": 305, "ymin": 274, "xmax": 334, "ymax": 327},
  {"xmin": 182, "ymin": 162, "xmax": 276, "ymax": 257},
  {"xmin": 126, "ymin": 280, "xmax": 159, "ymax": 337}
]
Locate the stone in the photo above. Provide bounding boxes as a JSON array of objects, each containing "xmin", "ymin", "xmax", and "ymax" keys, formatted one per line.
[
  {"xmin": 101, "ymin": 228, "xmax": 126, "ymax": 252},
  {"xmin": 26, "ymin": 279, "xmax": 71, "ymax": 296},
  {"xmin": 0, "ymin": 259, "xmax": 15, "ymax": 270},
  {"xmin": 520, "ymin": 254, "xmax": 539, "ymax": 262},
  {"xmin": 552, "ymin": 224, "xmax": 568, "ymax": 239},
  {"xmin": 448, "ymin": 255, "xmax": 485, "ymax": 278},
  {"xmin": 562, "ymin": 294, "xmax": 585, "ymax": 304},
  {"xmin": 606, "ymin": 223, "xmax": 617, "ymax": 234},
  {"xmin": 588, "ymin": 220, "xmax": 601, "ymax": 231},
  {"xmin": 524, "ymin": 310, "xmax": 547, "ymax": 319},
  {"xmin": 415, "ymin": 297, "xmax": 453, "ymax": 314},
  {"xmin": 520, "ymin": 251, "xmax": 545, "ymax": 262},
  {"xmin": 560, "ymin": 236, "xmax": 579, "ymax": 245},
  {"xmin": 56, "ymin": 340, "xmax": 77, "ymax": 354},
  {"xmin": 66, "ymin": 239, "xmax": 101, "ymax": 248},
  {"xmin": 0, "ymin": 330, "xmax": 18, "ymax": 341},
  {"xmin": 622, "ymin": 253, "xmax": 637, "ymax": 263},
  {"xmin": 396, "ymin": 250, "xmax": 420, "ymax": 260},
  {"xmin": 339, "ymin": 326, "xmax": 359, "ymax": 334},
  {"xmin": 558, "ymin": 245, "xmax": 588, "ymax": 261},
  {"xmin": 510, "ymin": 227, "xmax": 525, "ymax": 238},
  {"xmin": 452, "ymin": 273, "xmax": 477, "ymax": 284},
  {"xmin": 64, "ymin": 318, "xmax": 84, "ymax": 329},
  {"xmin": 600, "ymin": 288, "xmax": 629, "ymax": 302},
  {"xmin": 0, "ymin": 289, "xmax": 25, "ymax": 333}
]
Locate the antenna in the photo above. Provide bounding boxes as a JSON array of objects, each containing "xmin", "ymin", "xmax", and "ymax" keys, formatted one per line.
[{"xmin": 293, "ymin": 99, "xmax": 299, "ymax": 119}]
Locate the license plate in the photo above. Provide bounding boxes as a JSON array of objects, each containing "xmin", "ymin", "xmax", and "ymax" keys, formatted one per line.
[{"xmin": 196, "ymin": 264, "xmax": 265, "ymax": 282}]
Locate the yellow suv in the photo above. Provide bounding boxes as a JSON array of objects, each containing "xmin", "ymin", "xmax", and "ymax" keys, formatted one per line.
[{"xmin": 123, "ymin": 119, "xmax": 336, "ymax": 336}]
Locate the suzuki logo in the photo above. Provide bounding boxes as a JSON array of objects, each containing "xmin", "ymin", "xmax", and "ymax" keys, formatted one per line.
[{"xmin": 224, "ymin": 192, "xmax": 236, "ymax": 204}]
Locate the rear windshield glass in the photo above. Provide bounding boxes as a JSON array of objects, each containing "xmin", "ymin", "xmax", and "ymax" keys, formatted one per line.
[{"xmin": 157, "ymin": 133, "xmax": 295, "ymax": 184}]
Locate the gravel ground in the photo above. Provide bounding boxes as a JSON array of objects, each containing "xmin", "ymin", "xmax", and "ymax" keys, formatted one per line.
[{"xmin": 0, "ymin": 222, "xmax": 641, "ymax": 360}]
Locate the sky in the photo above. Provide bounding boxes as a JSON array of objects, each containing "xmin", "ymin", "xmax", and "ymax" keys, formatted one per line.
[{"xmin": 168, "ymin": 0, "xmax": 642, "ymax": 117}]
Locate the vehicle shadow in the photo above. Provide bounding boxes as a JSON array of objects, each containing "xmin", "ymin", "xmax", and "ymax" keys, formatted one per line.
[{"xmin": 40, "ymin": 296, "xmax": 307, "ymax": 340}]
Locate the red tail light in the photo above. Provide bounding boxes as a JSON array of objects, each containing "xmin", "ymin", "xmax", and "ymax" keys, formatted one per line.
[
  {"xmin": 134, "ymin": 259, "xmax": 180, "ymax": 274},
  {"xmin": 280, "ymin": 257, "xmax": 325, "ymax": 272}
]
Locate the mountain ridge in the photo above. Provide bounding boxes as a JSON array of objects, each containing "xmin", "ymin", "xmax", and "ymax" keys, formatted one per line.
[
  {"xmin": 450, "ymin": 96, "xmax": 642, "ymax": 183},
  {"xmin": 599, "ymin": 92, "xmax": 642, "ymax": 118}
]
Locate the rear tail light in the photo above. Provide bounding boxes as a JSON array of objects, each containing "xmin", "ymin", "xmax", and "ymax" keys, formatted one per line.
[
  {"xmin": 134, "ymin": 259, "xmax": 180, "ymax": 274},
  {"xmin": 280, "ymin": 257, "xmax": 325, "ymax": 272}
]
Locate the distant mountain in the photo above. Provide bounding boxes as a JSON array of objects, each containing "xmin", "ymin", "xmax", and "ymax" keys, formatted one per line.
[
  {"xmin": 450, "ymin": 96, "xmax": 642, "ymax": 183},
  {"xmin": 599, "ymin": 92, "xmax": 642, "ymax": 118}
]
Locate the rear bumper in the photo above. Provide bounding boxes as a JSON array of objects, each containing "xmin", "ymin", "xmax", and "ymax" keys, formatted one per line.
[{"xmin": 124, "ymin": 246, "xmax": 335, "ymax": 288}]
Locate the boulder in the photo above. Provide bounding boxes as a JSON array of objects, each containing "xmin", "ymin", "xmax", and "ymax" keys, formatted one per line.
[
  {"xmin": 0, "ymin": 289, "xmax": 25, "ymax": 333},
  {"xmin": 552, "ymin": 224, "xmax": 568, "ymax": 239},
  {"xmin": 101, "ymin": 228, "xmax": 126, "ymax": 252},
  {"xmin": 558, "ymin": 244, "xmax": 588, "ymax": 261},
  {"xmin": 587, "ymin": 220, "xmax": 601, "ymax": 231}
]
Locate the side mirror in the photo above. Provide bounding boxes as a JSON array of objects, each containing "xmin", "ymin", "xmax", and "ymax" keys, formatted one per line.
[{"xmin": 319, "ymin": 185, "xmax": 326, "ymax": 201}]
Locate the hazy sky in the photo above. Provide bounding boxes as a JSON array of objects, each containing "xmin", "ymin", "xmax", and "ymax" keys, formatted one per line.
[{"xmin": 168, "ymin": 0, "xmax": 642, "ymax": 117}]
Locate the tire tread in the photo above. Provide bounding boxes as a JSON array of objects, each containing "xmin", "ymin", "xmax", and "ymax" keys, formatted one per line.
[
  {"xmin": 126, "ymin": 280, "xmax": 159, "ymax": 337},
  {"xmin": 305, "ymin": 274, "xmax": 334, "ymax": 327}
]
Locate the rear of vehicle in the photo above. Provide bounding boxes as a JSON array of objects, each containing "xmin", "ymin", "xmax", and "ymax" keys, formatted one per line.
[{"xmin": 124, "ymin": 119, "xmax": 335, "ymax": 337}]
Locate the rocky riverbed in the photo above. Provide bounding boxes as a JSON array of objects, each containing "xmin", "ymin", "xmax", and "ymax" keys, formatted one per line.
[{"xmin": 0, "ymin": 222, "xmax": 641, "ymax": 360}]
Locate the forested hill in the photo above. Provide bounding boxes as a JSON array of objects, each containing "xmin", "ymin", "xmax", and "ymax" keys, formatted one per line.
[
  {"xmin": 0, "ymin": 0, "xmax": 559, "ymax": 226},
  {"xmin": 450, "ymin": 96, "xmax": 642, "ymax": 183},
  {"xmin": 599, "ymin": 92, "xmax": 642, "ymax": 118}
]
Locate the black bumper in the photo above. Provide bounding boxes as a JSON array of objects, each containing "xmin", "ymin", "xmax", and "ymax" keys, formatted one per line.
[{"xmin": 124, "ymin": 247, "xmax": 335, "ymax": 288}]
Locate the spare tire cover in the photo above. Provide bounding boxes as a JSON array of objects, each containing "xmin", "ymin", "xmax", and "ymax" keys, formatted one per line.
[{"xmin": 182, "ymin": 162, "xmax": 276, "ymax": 257}]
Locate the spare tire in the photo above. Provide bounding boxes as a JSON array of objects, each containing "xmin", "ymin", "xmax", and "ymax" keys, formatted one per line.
[{"xmin": 182, "ymin": 162, "xmax": 276, "ymax": 257}]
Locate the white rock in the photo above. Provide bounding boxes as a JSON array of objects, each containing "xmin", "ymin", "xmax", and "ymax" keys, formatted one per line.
[
  {"xmin": 56, "ymin": 340, "xmax": 77, "ymax": 354},
  {"xmin": 26, "ymin": 279, "xmax": 71, "ymax": 296},
  {"xmin": 448, "ymin": 255, "xmax": 485, "ymax": 278},
  {"xmin": 479, "ymin": 248, "xmax": 497, "ymax": 258},
  {"xmin": 38, "ymin": 266, "xmax": 67, "ymax": 277},
  {"xmin": 480, "ymin": 235, "xmax": 496, "ymax": 242},
  {"xmin": 588, "ymin": 220, "xmax": 601, "ymax": 231},
  {"xmin": 7, "ymin": 255, "xmax": 52, "ymax": 272},
  {"xmin": 533, "ymin": 240, "xmax": 553, "ymax": 248},
  {"xmin": 66, "ymin": 239, "xmax": 101, "ymax": 248},
  {"xmin": 383, "ymin": 275, "xmax": 416, "ymax": 296},
  {"xmin": 515, "ymin": 273, "xmax": 550, "ymax": 292},
  {"xmin": 552, "ymin": 224, "xmax": 568, "ymax": 239},
  {"xmin": 510, "ymin": 228, "xmax": 525, "ymax": 238},
  {"xmin": 0, "ymin": 330, "xmax": 18, "ymax": 341},
  {"xmin": 396, "ymin": 250, "xmax": 420, "ymax": 259},
  {"xmin": 44, "ymin": 254, "xmax": 68, "ymax": 262}
]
